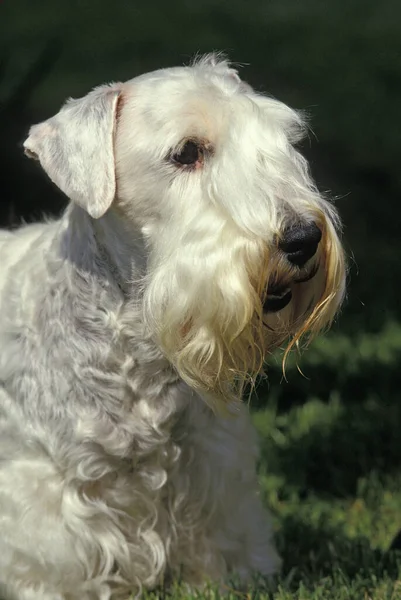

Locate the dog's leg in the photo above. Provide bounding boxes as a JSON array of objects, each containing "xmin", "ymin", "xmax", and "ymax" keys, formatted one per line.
[
  {"xmin": 0, "ymin": 583, "xmax": 67, "ymax": 600},
  {"xmin": 168, "ymin": 403, "xmax": 280, "ymax": 588},
  {"xmin": 211, "ymin": 410, "xmax": 281, "ymax": 584},
  {"xmin": 0, "ymin": 431, "xmax": 171, "ymax": 600},
  {"xmin": 219, "ymin": 485, "xmax": 281, "ymax": 584},
  {"xmin": 0, "ymin": 447, "xmax": 142, "ymax": 599},
  {"xmin": 1, "ymin": 583, "xmax": 115, "ymax": 600},
  {"xmin": 0, "ymin": 450, "xmax": 90, "ymax": 599}
]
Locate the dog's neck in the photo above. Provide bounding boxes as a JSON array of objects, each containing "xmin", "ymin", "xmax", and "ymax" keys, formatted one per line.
[
  {"xmin": 62, "ymin": 204, "xmax": 147, "ymax": 299},
  {"xmin": 59, "ymin": 204, "xmax": 183, "ymax": 389}
]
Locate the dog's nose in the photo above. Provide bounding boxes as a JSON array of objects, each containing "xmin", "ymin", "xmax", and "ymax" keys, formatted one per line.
[{"xmin": 279, "ymin": 222, "xmax": 322, "ymax": 267}]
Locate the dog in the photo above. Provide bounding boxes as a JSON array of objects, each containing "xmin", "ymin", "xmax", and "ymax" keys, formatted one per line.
[{"xmin": 0, "ymin": 54, "xmax": 346, "ymax": 599}]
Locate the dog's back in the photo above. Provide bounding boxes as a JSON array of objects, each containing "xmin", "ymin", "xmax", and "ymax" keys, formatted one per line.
[{"xmin": 0, "ymin": 222, "xmax": 55, "ymax": 295}]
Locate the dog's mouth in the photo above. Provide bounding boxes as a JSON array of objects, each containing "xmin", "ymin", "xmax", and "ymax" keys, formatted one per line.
[
  {"xmin": 263, "ymin": 263, "xmax": 318, "ymax": 313},
  {"xmin": 263, "ymin": 286, "xmax": 292, "ymax": 313}
]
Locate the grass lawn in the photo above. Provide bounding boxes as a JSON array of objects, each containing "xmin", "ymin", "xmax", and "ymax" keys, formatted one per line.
[{"xmin": 143, "ymin": 324, "xmax": 401, "ymax": 599}]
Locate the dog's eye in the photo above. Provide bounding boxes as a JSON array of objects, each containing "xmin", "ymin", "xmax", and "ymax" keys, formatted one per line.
[{"xmin": 172, "ymin": 141, "xmax": 201, "ymax": 165}]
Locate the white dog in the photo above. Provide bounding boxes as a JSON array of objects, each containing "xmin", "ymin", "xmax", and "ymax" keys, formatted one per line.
[{"xmin": 0, "ymin": 55, "xmax": 345, "ymax": 599}]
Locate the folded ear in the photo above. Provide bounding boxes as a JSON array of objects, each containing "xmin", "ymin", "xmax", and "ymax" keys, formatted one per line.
[{"xmin": 23, "ymin": 84, "xmax": 122, "ymax": 219}]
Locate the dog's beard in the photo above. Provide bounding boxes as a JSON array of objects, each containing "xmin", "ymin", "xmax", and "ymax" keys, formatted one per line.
[
  {"xmin": 143, "ymin": 219, "xmax": 345, "ymax": 412},
  {"xmin": 143, "ymin": 232, "xmax": 269, "ymax": 409}
]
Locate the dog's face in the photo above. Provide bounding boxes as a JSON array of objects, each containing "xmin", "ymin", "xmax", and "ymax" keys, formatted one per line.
[{"xmin": 24, "ymin": 55, "xmax": 346, "ymax": 409}]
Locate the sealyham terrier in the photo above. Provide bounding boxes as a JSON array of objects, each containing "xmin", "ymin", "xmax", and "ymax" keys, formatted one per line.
[{"xmin": 0, "ymin": 55, "xmax": 346, "ymax": 599}]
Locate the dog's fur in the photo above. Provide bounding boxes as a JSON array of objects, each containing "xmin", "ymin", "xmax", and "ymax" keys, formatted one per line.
[{"xmin": 0, "ymin": 55, "xmax": 345, "ymax": 599}]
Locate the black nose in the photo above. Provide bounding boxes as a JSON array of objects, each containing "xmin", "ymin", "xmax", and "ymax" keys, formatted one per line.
[{"xmin": 279, "ymin": 222, "xmax": 322, "ymax": 267}]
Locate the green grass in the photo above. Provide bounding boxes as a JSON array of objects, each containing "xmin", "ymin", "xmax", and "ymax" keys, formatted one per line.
[{"xmin": 143, "ymin": 324, "xmax": 401, "ymax": 599}]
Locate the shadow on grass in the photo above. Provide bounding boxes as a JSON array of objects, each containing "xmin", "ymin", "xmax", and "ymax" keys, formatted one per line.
[
  {"xmin": 257, "ymin": 390, "xmax": 401, "ymax": 498},
  {"xmin": 253, "ymin": 341, "xmax": 401, "ymax": 413},
  {"xmin": 277, "ymin": 515, "xmax": 401, "ymax": 587}
]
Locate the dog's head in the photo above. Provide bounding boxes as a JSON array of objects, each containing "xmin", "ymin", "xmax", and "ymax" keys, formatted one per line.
[{"xmin": 24, "ymin": 54, "xmax": 346, "ymax": 409}]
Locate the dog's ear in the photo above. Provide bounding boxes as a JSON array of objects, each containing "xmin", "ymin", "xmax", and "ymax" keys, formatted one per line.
[{"xmin": 23, "ymin": 84, "xmax": 122, "ymax": 219}]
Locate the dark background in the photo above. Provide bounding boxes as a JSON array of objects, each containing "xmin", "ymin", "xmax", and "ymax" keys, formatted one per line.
[{"xmin": 1, "ymin": 0, "xmax": 400, "ymax": 409}]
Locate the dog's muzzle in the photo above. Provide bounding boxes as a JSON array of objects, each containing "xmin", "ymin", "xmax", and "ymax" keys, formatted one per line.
[{"xmin": 263, "ymin": 222, "xmax": 322, "ymax": 313}]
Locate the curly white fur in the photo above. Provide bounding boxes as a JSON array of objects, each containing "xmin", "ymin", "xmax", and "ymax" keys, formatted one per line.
[{"xmin": 0, "ymin": 55, "xmax": 345, "ymax": 599}]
